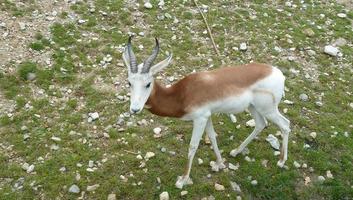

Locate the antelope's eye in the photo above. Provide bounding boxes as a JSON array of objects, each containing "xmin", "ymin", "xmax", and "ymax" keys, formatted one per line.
[
  {"xmin": 127, "ymin": 81, "xmax": 132, "ymax": 87},
  {"xmin": 146, "ymin": 82, "xmax": 151, "ymax": 88}
]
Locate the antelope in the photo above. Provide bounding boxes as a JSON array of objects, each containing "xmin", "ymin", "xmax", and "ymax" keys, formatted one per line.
[{"xmin": 122, "ymin": 37, "xmax": 290, "ymax": 189}]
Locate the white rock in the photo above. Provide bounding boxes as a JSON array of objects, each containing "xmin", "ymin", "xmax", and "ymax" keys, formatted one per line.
[
  {"xmin": 239, "ymin": 43, "xmax": 247, "ymax": 51},
  {"xmin": 22, "ymin": 163, "xmax": 29, "ymax": 171},
  {"xmin": 198, "ymin": 158, "xmax": 203, "ymax": 165},
  {"xmin": 274, "ymin": 151, "xmax": 281, "ymax": 156},
  {"xmin": 136, "ymin": 155, "xmax": 143, "ymax": 160},
  {"xmin": 326, "ymin": 170, "xmax": 333, "ymax": 179},
  {"xmin": 88, "ymin": 160, "xmax": 94, "ymax": 168},
  {"xmin": 89, "ymin": 112, "xmax": 99, "ymax": 120},
  {"xmin": 337, "ymin": 13, "xmax": 347, "ymax": 18},
  {"xmin": 51, "ymin": 136, "xmax": 61, "ymax": 142},
  {"xmin": 246, "ymin": 119, "xmax": 255, "ymax": 127},
  {"xmin": 145, "ymin": 152, "xmax": 155, "ymax": 159},
  {"xmin": 86, "ymin": 184, "xmax": 99, "ymax": 191},
  {"xmin": 299, "ymin": 93, "xmax": 309, "ymax": 101},
  {"xmin": 107, "ymin": 193, "xmax": 117, "ymax": 200},
  {"xmin": 26, "ymin": 164, "xmax": 35, "ymax": 173},
  {"xmin": 78, "ymin": 19, "xmax": 86, "ymax": 24},
  {"xmin": 18, "ymin": 22, "xmax": 26, "ymax": 30},
  {"xmin": 266, "ymin": 134, "xmax": 280, "ymax": 150},
  {"xmin": 180, "ymin": 190, "xmax": 188, "ymax": 196},
  {"xmin": 293, "ymin": 161, "xmax": 301, "ymax": 168},
  {"xmin": 229, "ymin": 114, "xmax": 237, "ymax": 123},
  {"xmin": 153, "ymin": 127, "xmax": 162, "ymax": 134},
  {"xmin": 144, "ymin": 2, "xmax": 153, "ymax": 9},
  {"xmin": 251, "ymin": 180, "xmax": 258, "ymax": 186},
  {"xmin": 158, "ymin": 0, "xmax": 165, "ymax": 7},
  {"xmin": 159, "ymin": 191, "xmax": 169, "ymax": 200},
  {"xmin": 214, "ymin": 183, "xmax": 225, "ymax": 191},
  {"xmin": 284, "ymin": 100, "xmax": 294, "ymax": 105},
  {"xmin": 228, "ymin": 163, "xmax": 239, "ymax": 171},
  {"xmin": 318, "ymin": 176, "xmax": 325, "ymax": 183},
  {"xmin": 324, "ymin": 45, "xmax": 339, "ymax": 57},
  {"xmin": 230, "ymin": 181, "xmax": 241, "ymax": 193},
  {"xmin": 69, "ymin": 184, "xmax": 80, "ymax": 193},
  {"xmin": 310, "ymin": 132, "xmax": 317, "ymax": 138}
]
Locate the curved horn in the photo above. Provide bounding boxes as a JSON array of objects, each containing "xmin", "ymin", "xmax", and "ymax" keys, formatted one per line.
[
  {"xmin": 127, "ymin": 36, "xmax": 138, "ymax": 73},
  {"xmin": 141, "ymin": 38, "xmax": 159, "ymax": 73}
]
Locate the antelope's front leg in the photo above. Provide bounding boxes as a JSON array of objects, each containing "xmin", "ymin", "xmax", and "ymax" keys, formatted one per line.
[{"xmin": 175, "ymin": 117, "xmax": 208, "ymax": 189}]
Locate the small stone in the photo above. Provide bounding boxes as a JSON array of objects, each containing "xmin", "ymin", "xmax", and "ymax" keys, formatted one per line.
[
  {"xmin": 159, "ymin": 191, "xmax": 169, "ymax": 200},
  {"xmin": 180, "ymin": 190, "xmax": 188, "ymax": 196},
  {"xmin": 251, "ymin": 180, "xmax": 258, "ymax": 186},
  {"xmin": 69, "ymin": 184, "xmax": 80, "ymax": 193},
  {"xmin": 324, "ymin": 45, "xmax": 339, "ymax": 57},
  {"xmin": 78, "ymin": 19, "xmax": 86, "ymax": 24},
  {"xmin": 302, "ymin": 163, "xmax": 308, "ymax": 168},
  {"xmin": 89, "ymin": 112, "xmax": 99, "ymax": 120},
  {"xmin": 27, "ymin": 73, "xmax": 36, "ymax": 81},
  {"xmin": 303, "ymin": 28, "xmax": 315, "ymax": 37},
  {"xmin": 266, "ymin": 134, "xmax": 280, "ymax": 150},
  {"xmin": 88, "ymin": 160, "xmax": 94, "ymax": 168},
  {"xmin": 326, "ymin": 170, "xmax": 333, "ymax": 179},
  {"xmin": 318, "ymin": 176, "xmax": 325, "ymax": 183},
  {"xmin": 198, "ymin": 158, "xmax": 203, "ymax": 165},
  {"xmin": 153, "ymin": 127, "xmax": 162, "ymax": 134},
  {"xmin": 160, "ymin": 147, "xmax": 166, "ymax": 153},
  {"xmin": 18, "ymin": 22, "xmax": 26, "ymax": 30},
  {"xmin": 293, "ymin": 161, "xmax": 301, "ymax": 168},
  {"xmin": 304, "ymin": 176, "xmax": 311, "ymax": 185},
  {"xmin": 299, "ymin": 93, "xmax": 309, "ymax": 101},
  {"xmin": 228, "ymin": 163, "xmax": 239, "ymax": 171},
  {"xmin": 145, "ymin": 152, "xmax": 155, "ymax": 159},
  {"xmin": 246, "ymin": 119, "xmax": 255, "ymax": 127},
  {"xmin": 307, "ymin": 50, "xmax": 316, "ymax": 56},
  {"xmin": 337, "ymin": 13, "xmax": 347, "ymax": 18},
  {"xmin": 59, "ymin": 167, "xmax": 66, "ymax": 172},
  {"xmin": 315, "ymin": 101, "xmax": 323, "ymax": 107},
  {"xmin": 22, "ymin": 163, "xmax": 29, "ymax": 171},
  {"xmin": 107, "ymin": 193, "xmax": 117, "ymax": 200},
  {"xmin": 214, "ymin": 183, "xmax": 225, "ymax": 191},
  {"xmin": 284, "ymin": 100, "xmax": 294, "ymax": 105},
  {"xmin": 230, "ymin": 181, "xmax": 241, "ymax": 193},
  {"xmin": 86, "ymin": 184, "xmax": 99, "ymax": 191},
  {"xmin": 51, "ymin": 136, "xmax": 61, "ymax": 142},
  {"xmin": 309, "ymin": 132, "xmax": 317, "ymax": 138},
  {"xmin": 239, "ymin": 43, "xmax": 247, "ymax": 51},
  {"xmin": 144, "ymin": 2, "xmax": 153, "ymax": 9}
]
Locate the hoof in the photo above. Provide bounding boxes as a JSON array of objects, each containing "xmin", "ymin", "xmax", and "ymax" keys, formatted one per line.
[
  {"xmin": 277, "ymin": 160, "xmax": 286, "ymax": 168},
  {"xmin": 230, "ymin": 149, "xmax": 240, "ymax": 157},
  {"xmin": 175, "ymin": 176, "xmax": 193, "ymax": 189}
]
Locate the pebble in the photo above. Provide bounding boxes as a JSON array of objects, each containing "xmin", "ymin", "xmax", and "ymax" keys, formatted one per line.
[
  {"xmin": 266, "ymin": 134, "xmax": 280, "ymax": 150},
  {"xmin": 326, "ymin": 170, "xmax": 333, "ymax": 179},
  {"xmin": 89, "ymin": 112, "xmax": 99, "ymax": 121},
  {"xmin": 158, "ymin": 0, "xmax": 165, "ymax": 7},
  {"xmin": 239, "ymin": 43, "xmax": 247, "ymax": 51},
  {"xmin": 86, "ymin": 184, "xmax": 99, "ymax": 192},
  {"xmin": 337, "ymin": 13, "xmax": 347, "ymax": 18},
  {"xmin": 153, "ymin": 127, "xmax": 162, "ymax": 134},
  {"xmin": 107, "ymin": 193, "xmax": 117, "ymax": 200},
  {"xmin": 299, "ymin": 93, "xmax": 309, "ymax": 101},
  {"xmin": 214, "ymin": 183, "xmax": 225, "ymax": 191},
  {"xmin": 159, "ymin": 191, "xmax": 169, "ymax": 200},
  {"xmin": 51, "ymin": 136, "xmax": 61, "ymax": 142},
  {"xmin": 180, "ymin": 190, "xmax": 188, "ymax": 196},
  {"xmin": 324, "ymin": 45, "xmax": 339, "ymax": 57},
  {"xmin": 144, "ymin": 2, "xmax": 153, "ymax": 9},
  {"xmin": 304, "ymin": 176, "xmax": 311, "ymax": 185},
  {"xmin": 251, "ymin": 180, "xmax": 258, "ymax": 186},
  {"xmin": 22, "ymin": 163, "xmax": 30, "ymax": 171},
  {"xmin": 88, "ymin": 160, "xmax": 94, "ymax": 168},
  {"xmin": 198, "ymin": 158, "xmax": 204, "ymax": 165},
  {"xmin": 69, "ymin": 184, "xmax": 80, "ymax": 193},
  {"xmin": 318, "ymin": 176, "xmax": 325, "ymax": 183},
  {"xmin": 307, "ymin": 50, "xmax": 316, "ymax": 56},
  {"xmin": 284, "ymin": 100, "xmax": 294, "ymax": 105},
  {"xmin": 310, "ymin": 132, "xmax": 317, "ymax": 138},
  {"xmin": 18, "ymin": 22, "xmax": 26, "ymax": 30},
  {"xmin": 293, "ymin": 161, "xmax": 301, "ymax": 168},
  {"xmin": 228, "ymin": 163, "xmax": 239, "ymax": 171},
  {"xmin": 246, "ymin": 119, "xmax": 255, "ymax": 127},
  {"xmin": 230, "ymin": 181, "xmax": 241, "ymax": 193},
  {"xmin": 27, "ymin": 73, "xmax": 36, "ymax": 81},
  {"xmin": 145, "ymin": 152, "xmax": 155, "ymax": 159}
]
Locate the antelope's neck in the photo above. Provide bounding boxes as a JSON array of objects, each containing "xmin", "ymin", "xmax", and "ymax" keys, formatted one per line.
[{"xmin": 145, "ymin": 81, "xmax": 185, "ymax": 118}]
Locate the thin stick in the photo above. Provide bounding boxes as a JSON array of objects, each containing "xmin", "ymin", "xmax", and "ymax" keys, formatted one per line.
[
  {"xmin": 123, "ymin": 150, "xmax": 139, "ymax": 155},
  {"xmin": 193, "ymin": 0, "xmax": 221, "ymax": 56}
]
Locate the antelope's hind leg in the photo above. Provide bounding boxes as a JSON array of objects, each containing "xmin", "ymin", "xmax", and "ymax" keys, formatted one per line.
[{"xmin": 230, "ymin": 105, "xmax": 266, "ymax": 157}]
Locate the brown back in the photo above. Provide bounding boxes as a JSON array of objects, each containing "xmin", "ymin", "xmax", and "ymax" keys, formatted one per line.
[{"xmin": 146, "ymin": 63, "xmax": 272, "ymax": 117}]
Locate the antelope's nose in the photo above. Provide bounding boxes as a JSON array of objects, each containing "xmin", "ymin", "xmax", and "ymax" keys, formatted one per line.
[{"xmin": 130, "ymin": 108, "xmax": 141, "ymax": 114}]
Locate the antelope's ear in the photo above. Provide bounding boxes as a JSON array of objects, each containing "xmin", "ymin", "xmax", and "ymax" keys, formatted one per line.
[
  {"xmin": 150, "ymin": 54, "xmax": 172, "ymax": 75},
  {"xmin": 122, "ymin": 47, "xmax": 131, "ymax": 72}
]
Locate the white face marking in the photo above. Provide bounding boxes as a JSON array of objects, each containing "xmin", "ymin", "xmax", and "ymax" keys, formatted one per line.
[{"xmin": 127, "ymin": 69, "xmax": 154, "ymax": 114}]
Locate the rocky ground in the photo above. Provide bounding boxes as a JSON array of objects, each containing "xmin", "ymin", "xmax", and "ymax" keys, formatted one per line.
[{"xmin": 0, "ymin": 0, "xmax": 352, "ymax": 199}]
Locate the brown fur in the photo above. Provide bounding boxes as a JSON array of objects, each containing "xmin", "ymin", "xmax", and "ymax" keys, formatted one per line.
[{"xmin": 146, "ymin": 63, "xmax": 272, "ymax": 118}]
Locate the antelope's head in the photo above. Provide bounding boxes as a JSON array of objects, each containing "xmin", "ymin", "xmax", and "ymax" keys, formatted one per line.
[{"xmin": 123, "ymin": 36, "xmax": 172, "ymax": 114}]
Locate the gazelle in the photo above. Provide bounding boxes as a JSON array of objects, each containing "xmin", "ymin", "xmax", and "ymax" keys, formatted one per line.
[{"xmin": 122, "ymin": 37, "xmax": 290, "ymax": 189}]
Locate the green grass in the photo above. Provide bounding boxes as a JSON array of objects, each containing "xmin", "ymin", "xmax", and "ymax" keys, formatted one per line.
[{"xmin": 0, "ymin": 0, "xmax": 352, "ymax": 199}]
